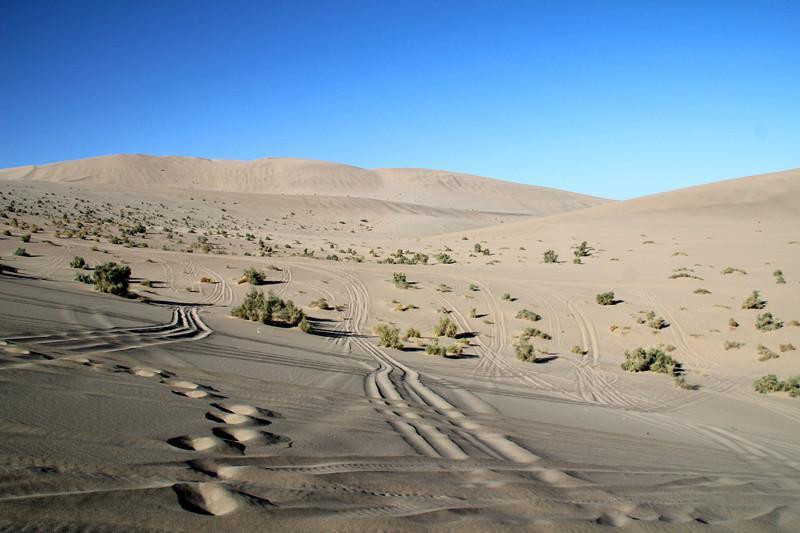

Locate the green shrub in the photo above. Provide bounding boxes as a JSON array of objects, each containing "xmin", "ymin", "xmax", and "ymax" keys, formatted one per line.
[
  {"xmin": 2, "ymin": 229, "xmax": 10, "ymax": 236},
  {"xmin": 392, "ymin": 272, "xmax": 409, "ymax": 289},
  {"xmin": 571, "ymin": 345, "xmax": 586, "ymax": 355},
  {"xmin": 92, "ymin": 262, "xmax": 131, "ymax": 296},
  {"xmin": 621, "ymin": 346, "xmax": 680, "ymax": 376},
  {"xmin": 469, "ymin": 307, "xmax": 477, "ymax": 318},
  {"xmin": 310, "ymin": 297, "xmax": 333, "ymax": 310},
  {"xmin": 373, "ymin": 324, "xmax": 403, "ymax": 349},
  {"xmin": 728, "ymin": 318, "xmax": 739, "ymax": 329},
  {"xmin": 753, "ymin": 374, "xmax": 782, "ymax": 394},
  {"xmin": 69, "ymin": 256, "xmax": 87, "ymax": 269},
  {"xmin": 694, "ymin": 288, "xmax": 711, "ymax": 294},
  {"xmin": 75, "ymin": 272, "xmax": 92, "ymax": 284},
  {"xmin": 757, "ymin": 344, "xmax": 779, "ymax": 361},
  {"xmin": 231, "ymin": 288, "xmax": 305, "ymax": 327},
  {"xmin": 231, "ymin": 287, "xmax": 267, "ymax": 322},
  {"xmin": 543, "ymin": 249, "xmax": 558, "ymax": 263},
  {"xmin": 724, "ymin": 340, "xmax": 744, "ymax": 350},
  {"xmin": 742, "ymin": 290, "xmax": 766, "ymax": 310},
  {"xmin": 515, "ymin": 339, "xmax": 539, "ymax": 362},
  {"xmin": 434, "ymin": 252, "xmax": 455, "ymax": 264},
  {"xmin": 447, "ymin": 343, "xmax": 463, "ymax": 356},
  {"xmin": 14, "ymin": 247, "xmax": 28, "ymax": 257},
  {"xmin": 426, "ymin": 339, "xmax": 447, "ymax": 356},
  {"xmin": 755, "ymin": 312, "xmax": 783, "ymax": 331},
  {"xmin": 20, "ymin": 233, "xmax": 31, "ymax": 243},
  {"xmin": 773, "ymin": 270, "xmax": 786, "ymax": 284},
  {"xmin": 404, "ymin": 327, "xmax": 421, "ymax": 339},
  {"xmin": 520, "ymin": 327, "xmax": 551, "ymax": 340},
  {"xmin": 468, "ymin": 283, "xmax": 479, "ymax": 291},
  {"xmin": 779, "ymin": 343, "xmax": 796, "ymax": 352},
  {"xmin": 433, "ymin": 316, "xmax": 458, "ymax": 338},
  {"xmin": 639, "ymin": 310, "xmax": 667, "ymax": 330},
  {"xmin": 721, "ymin": 267, "xmax": 747, "ymax": 275},
  {"xmin": 242, "ymin": 267, "xmax": 265, "ymax": 285},
  {"xmin": 515, "ymin": 309, "xmax": 541, "ymax": 321},
  {"xmin": 501, "ymin": 292, "xmax": 511, "ymax": 301},
  {"xmin": 596, "ymin": 291, "xmax": 615, "ymax": 305}
]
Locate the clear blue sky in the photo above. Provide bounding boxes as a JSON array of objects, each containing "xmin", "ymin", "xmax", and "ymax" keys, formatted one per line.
[{"xmin": 1, "ymin": 1, "xmax": 798, "ymax": 199}]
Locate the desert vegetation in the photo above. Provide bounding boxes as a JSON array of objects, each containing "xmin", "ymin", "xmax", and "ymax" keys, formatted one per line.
[
  {"xmin": 543, "ymin": 249, "xmax": 558, "ymax": 263},
  {"xmin": 515, "ymin": 309, "xmax": 541, "ymax": 321},
  {"xmin": 753, "ymin": 375, "xmax": 800, "ymax": 397},
  {"xmin": 373, "ymin": 324, "xmax": 403, "ymax": 349},
  {"xmin": 93, "ymin": 262, "xmax": 131, "ymax": 296},
  {"xmin": 621, "ymin": 345, "xmax": 681, "ymax": 376},
  {"xmin": 742, "ymin": 290, "xmax": 767, "ymax": 310},
  {"xmin": 755, "ymin": 312, "xmax": 783, "ymax": 331},
  {"xmin": 433, "ymin": 316, "xmax": 458, "ymax": 338},
  {"xmin": 595, "ymin": 291, "xmax": 616, "ymax": 305},
  {"xmin": 231, "ymin": 288, "xmax": 305, "ymax": 327}
]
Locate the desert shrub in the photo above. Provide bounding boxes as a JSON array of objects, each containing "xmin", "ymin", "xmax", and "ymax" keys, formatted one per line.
[
  {"xmin": 501, "ymin": 292, "xmax": 511, "ymax": 301},
  {"xmin": 232, "ymin": 288, "xmax": 268, "ymax": 322},
  {"xmin": 474, "ymin": 243, "xmax": 482, "ymax": 253},
  {"xmin": 392, "ymin": 272, "xmax": 409, "ymax": 289},
  {"xmin": 721, "ymin": 267, "xmax": 747, "ymax": 275},
  {"xmin": 543, "ymin": 249, "xmax": 558, "ymax": 263},
  {"xmin": 14, "ymin": 247, "xmax": 28, "ymax": 257},
  {"xmin": 2, "ymin": 229, "xmax": 10, "ymax": 236},
  {"xmin": 200, "ymin": 276, "xmax": 213, "ymax": 283},
  {"xmin": 140, "ymin": 279, "xmax": 152, "ymax": 287},
  {"xmin": 515, "ymin": 309, "xmax": 541, "ymax": 321},
  {"xmin": 433, "ymin": 316, "xmax": 458, "ymax": 338},
  {"xmin": 571, "ymin": 345, "xmax": 586, "ymax": 355},
  {"xmin": 21, "ymin": 233, "xmax": 31, "ymax": 243},
  {"xmin": 515, "ymin": 339, "xmax": 539, "ymax": 362},
  {"xmin": 753, "ymin": 374, "xmax": 782, "ymax": 394},
  {"xmin": 596, "ymin": 291, "xmax": 615, "ymax": 305},
  {"xmin": 436, "ymin": 283, "xmax": 452, "ymax": 293},
  {"xmin": 468, "ymin": 283, "xmax": 479, "ymax": 291},
  {"xmin": 242, "ymin": 267, "xmax": 266, "ymax": 285},
  {"xmin": 74, "ymin": 272, "xmax": 92, "ymax": 284},
  {"xmin": 773, "ymin": 270, "xmax": 786, "ymax": 284},
  {"xmin": 469, "ymin": 307, "xmax": 477, "ymax": 318},
  {"xmin": 790, "ymin": 320, "xmax": 800, "ymax": 327},
  {"xmin": 673, "ymin": 376, "xmax": 699, "ymax": 390},
  {"xmin": 639, "ymin": 310, "xmax": 667, "ymax": 330},
  {"xmin": 434, "ymin": 252, "xmax": 455, "ymax": 264},
  {"xmin": 310, "ymin": 297, "xmax": 333, "ymax": 310},
  {"xmin": 694, "ymin": 288, "xmax": 711, "ymax": 294},
  {"xmin": 93, "ymin": 262, "xmax": 131, "ymax": 296},
  {"xmin": 621, "ymin": 346, "xmax": 680, "ymax": 376},
  {"xmin": 69, "ymin": 256, "xmax": 87, "ymax": 269},
  {"xmin": 425, "ymin": 339, "xmax": 447, "ymax": 356},
  {"xmin": 447, "ymin": 343, "xmax": 463, "ymax": 356},
  {"xmin": 757, "ymin": 344, "xmax": 779, "ymax": 361},
  {"xmin": 374, "ymin": 324, "xmax": 403, "ymax": 349},
  {"xmin": 755, "ymin": 312, "xmax": 783, "ymax": 331},
  {"xmin": 724, "ymin": 340, "xmax": 744, "ymax": 350},
  {"xmin": 728, "ymin": 318, "xmax": 739, "ymax": 329},
  {"xmin": 669, "ymin": 272, "xmax": 703, "ymax": 280},
  {"xmin": 779, "ymin": 343, "xmax": 796, "ymax": 352},
  {"xmin": 404, "ymin": 327, "xmax": 421, "ymax": 339},
  {"xmin": 742, "ymin": 290, "xmax": 767, "ymax": 310},
  {"xmin": 521, "ymin": 327, "xmax": 551, "ymax": 340}
]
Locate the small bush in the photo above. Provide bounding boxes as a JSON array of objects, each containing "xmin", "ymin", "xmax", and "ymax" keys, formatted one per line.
[
  {"xmin": 433, "ymin": 316, "xmax": 458, "ymax": 338},
  {"xmin": 446, "ymin": 343, "xmax": 463, "ymax": 356},
  {"xmin": 21, "ymin": 233, "xmax": 31, "ymax": 243},
  {"xmin": 242, "ymin": 267, "xmax": 265, "ymax": 285},
  {"xmin": 469, "ymin": 307, "xmax": 477, "ymax": 318},
  {"xmin": 200, "ymin": 276, "xmax": 213, "ymax": 283},
  {"xmin": 14, "ymin": 247, "xmax": 28, "ymax": 257},
  {"xmin": 425, "ymin": 339, "xmax": 447, "ymax": 356},
  {"xmin": 742, "ymin": 290, "xmax": 767, "ymax": 310},
  {"xmin": 468, "ymin": 283, "xmax": 479, "ymax": 291},
  {"xmin": 753, "ymin": 374, "xmax": 782, "ymax": 394},
  {"xmin": 74, "ymin": 272, "xmax": 92, "ymax": 284},
  {"xmin": 757, "ymin": 344, "xmax": 779, "ymax": 361},
  {"xmin": 373, "ymin": 324, "xmax": 402, "ymax": 349},
  {"xmin": 728, "ymin": 318, "xmax": 739, "ymax": 329},
  {"xmin": 515, "ymin": 339, "xmax": 539, "ymax": 362},
  {"xmin": 779, "ymin": 343, "xmax": 796, "ymax": 352},
  {"xmin": 310, "ymin": 297, "xmax": 333, "ymax": 310},
  {"xmin": 721, "ymin": 267, "xmax": 747, "ymax": 275},
  {"xmin": 93, "ymin": 262, "xmax": 131, "ymax": 296},
  {"xmin": 724, "ymin": 340, "xmax": 744, "ymax": 350},
  {"xmin": 393, "ymin": 272, "xmax": 409, "ymax": 289},
  {"xmin": 773, "ymin": 270, "xmax": 786, "ymax": 284},
  {"xmin": 755, "ymin": 312, "xmax": 783, "ymax": 332},
  {"xmin": 596, "ymin": 291, "xmax": 615, "ymax": 305},
  {"xmin": 69, "ymin": 256, "xmax": 87, "ymax": 269},
  {"xmin": 515, "ymin": 309, "xmax": 541, "ymax": 321},
  {"xmin": 404, "ymin": 327, "xmax": 421, "ymax": 339},
  {"xmin": 140, "ymin": 279, "xmax": 152, "ymax": 287},
  {"xmin": 694, "ymin": 288, "xmax": 711, "ymax": 294},
  {"xmin": 639, "ymin": 310, "xmax": 667, "ymax": 330},
  {"xmin": 501, "ymin": 292, "xmax": 511, "ymax": 301},
  {"xmin": 621, "ymin": 346, "xmax": 680, "ymax": 376},
  {"xmin": 571, "ymin": 345, "xmax": 586, "ymax": 355},
  {"xmin": 543, "ymin": 249, "xmax": 558, "ymax": 263},
  {"xmin": 231, "ymin": 288, "xmax": 305, "ymax": 327},
  {"xmin": 520, "ymin": 327, "xmax": 551, "ymax": 340}
]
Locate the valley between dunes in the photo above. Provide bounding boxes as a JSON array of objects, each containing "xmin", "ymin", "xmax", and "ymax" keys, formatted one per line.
[{"xmin": 0, "ymin": 156, "xmax": 799, "ymax": 531}]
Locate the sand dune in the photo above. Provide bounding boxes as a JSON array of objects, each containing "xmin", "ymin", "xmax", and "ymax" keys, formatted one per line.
[{"xmin": 0, "ymin": 153, "xmax": 609, "ymax": 215}]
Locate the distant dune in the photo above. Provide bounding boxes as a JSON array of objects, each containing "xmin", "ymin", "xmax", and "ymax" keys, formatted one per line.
[{"xmin": 0, "ymin": 154, "xmax": 609, "ymax": 216}]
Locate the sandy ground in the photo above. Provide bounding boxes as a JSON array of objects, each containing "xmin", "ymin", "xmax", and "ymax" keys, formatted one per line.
[{"xmin": 0, "ymin": 161, "xmax": 799, "ymax": 531}]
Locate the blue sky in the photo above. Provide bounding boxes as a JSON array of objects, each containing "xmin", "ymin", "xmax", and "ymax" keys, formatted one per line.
[{"xmin": 1, "ymin": 1, "xmax": 798, "ymax": 199}]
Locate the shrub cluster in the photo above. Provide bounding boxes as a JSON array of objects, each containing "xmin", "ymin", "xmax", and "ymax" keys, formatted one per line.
[
  {"xmin": 741, "ymin": 290, "xmax": 767, "ymax": 310},
  {"xmin": 520, "ymin": 327, "xmax": 551, "ymax": 340},
  {"xmin": 231, "ymin": 288, "xmax": 305, "ymax": 327},
  {"xmin": 543, "ymin": 249, "xmax": 558, "ymax": 263},
  {"xmin": 242, "ymin": 267, "xmax": 265, "ymax": 285},
  {"xmin": 515, "ymin": 338, "xmax": 539, "ymax": 362},
  {"xmin": 515, "ymin": 309, "xmax": 542, "ymax": 321},
  {"xmin": 755, "ymin": 312, "xmax": 783, "ymax": 332},
  {"xmin": 392, "ymin": 272, "xmax": 409, "ymax": 289},
  {"xmin": 621, "ymin": 345, "xmax": 681, "ymax": 376},
  {"xmin": 69, "ymin": 256, "xmax": 87, "ymax": 269},
  {"xmin": 433, "ymin": 316, "xmax": 458, "ymax": 338},
  {"xmin": 753, "ymin": 375, "xmax": 800, "ymax": 397},
  {"xmin": 596, "ymin": 291, "xmax": 615, "ymax": 305},
  {"xmin": 373, "ymin": 324, "xmax": 403, "ymax": 349},
  {"xmin": 93, "ymin": 262, "xmax": 131, "ymax": 296}
]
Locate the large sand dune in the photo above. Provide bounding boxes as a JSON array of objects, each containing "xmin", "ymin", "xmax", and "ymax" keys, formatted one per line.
[
  {"xmin": 1, "ymin": 161, "xmax": 799, "ymax": 530},
  {"xmin": 0, "ymin": 154, "xmax": 609, "ymax": 215}
]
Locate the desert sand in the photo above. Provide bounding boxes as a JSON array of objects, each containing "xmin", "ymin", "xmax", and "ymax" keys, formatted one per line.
[{"xmin": 0, "ymin": 156, "xmax": 798, "ymax": 531}]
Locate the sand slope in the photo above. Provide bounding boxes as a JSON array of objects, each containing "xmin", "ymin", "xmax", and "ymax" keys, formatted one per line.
[{"xmin": 0, "ymin": 154, "xmax": 609, "ymax": 215}]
